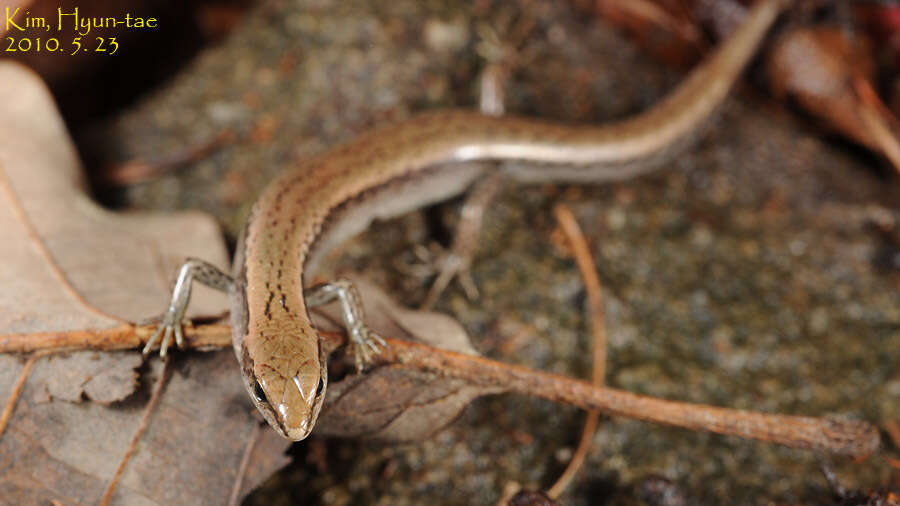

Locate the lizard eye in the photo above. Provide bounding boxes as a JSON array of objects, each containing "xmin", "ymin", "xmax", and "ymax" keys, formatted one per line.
[
  {"xmin": 315, "ymin": 378, "xmax": 325, "ymax": 397},
  {"xmin": 253, "ymin": 380, "xmax": 267, "ymax": 403}
]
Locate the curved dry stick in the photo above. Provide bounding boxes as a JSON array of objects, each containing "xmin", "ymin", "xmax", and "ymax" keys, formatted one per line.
[{"xmin": 546, "ymin": 204, "xmax": 607, "ymax": 499}]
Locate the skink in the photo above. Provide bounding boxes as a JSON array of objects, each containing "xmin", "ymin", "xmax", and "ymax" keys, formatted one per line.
[{"xmin": 146, "ymin": 0, "xmax": 785, "ymax": 440}]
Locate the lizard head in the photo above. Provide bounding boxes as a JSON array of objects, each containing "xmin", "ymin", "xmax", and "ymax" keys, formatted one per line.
[{"xmin": 239, "ymin": 335, "xmax": 327, "ymax": 441}]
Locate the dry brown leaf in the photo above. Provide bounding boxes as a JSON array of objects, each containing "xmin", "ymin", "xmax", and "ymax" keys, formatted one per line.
[
  {"xmin": 767, "ymin": 27, "xmax": 879, "ymax": 150},
  {"xmin": 37, "ymin": 352, "xmax": 142, "ymax": 404},
  {"xmin": 311, "ymin": 275, "xmax": 502, "ymax": 441},
  {"xmin": 768, "ymin": 26, "xmax": 900, "ymax": 173},
  {"xmin": 3, "ymin": 353, "xmax": 251, "ymax": 504},
  {"xmin": 317, "ymin": 366, "xmax": 492, "ymax": 441},
  {"xmin": 233, "ymin": 426, "xmax": 295, "ymax": 501},
  {"xmin": 0, "ymin": 61, "xmax": 291, "ymax": 505},
  {"xmin": 0, "ymin": 65, "xmax": 504, "ymax": 502},
  {"xmin": 0, "ymin": 64, "xmax": 228, "ymax": 332},
  {"xmin": 590, "ymin": 0, "xmax": 702, "ymax": 67}
]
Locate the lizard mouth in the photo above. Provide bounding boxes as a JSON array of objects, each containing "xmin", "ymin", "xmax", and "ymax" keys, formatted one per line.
[
  {"xmin": 267, "ymin": 372, "xmax": 323, "ymax": 441},
  {"xmin": 276, "ymin": 396, "xmax": 314, "ymax": 440},
  {"xmin": 247, "ymin": 386, "xmax": 315, "ymax": 440}
]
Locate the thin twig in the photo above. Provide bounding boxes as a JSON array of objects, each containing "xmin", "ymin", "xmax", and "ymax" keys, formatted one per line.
[
  {"xmin": 228, "ymin": 421, "xmax": 264, "ymax": 506},
  {"xmin": 0, "ymin": 323, "xmax": 880, "ymax": 457},
  {"xmin": 365, "ymin": 336, "xmax": 880, "ymax": 458},
  {"xmin": 99, "ymin": 130, "xmax": 236, "ymax": 186},
  {"xmin": 0, "ymin": 350, "xmax": 54, "ymax": 440},
  {"xmin": 100, "ymin": 357, "xmax": 172, "ymax": 506},
  {"xmin": 0, "ymin": 322, "xmax": 231, "ymax": 353},
  {"xmin": 546, "ymin": 205, "xmax": 607, "ymax": 499}
]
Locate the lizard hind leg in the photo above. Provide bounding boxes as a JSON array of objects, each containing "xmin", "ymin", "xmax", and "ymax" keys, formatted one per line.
[
  {"xmin": 419, "ymin": 172, "xmax": 504, "ymax": 309},
  {"xmin": 416, "ymin": 35, "xmax": 521, "ymax": 310}
]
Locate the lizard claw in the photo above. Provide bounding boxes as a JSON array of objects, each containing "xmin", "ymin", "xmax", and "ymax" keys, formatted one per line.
[
  {"xmin": 396, "ymin": 244, "xmax": 479, "ymax": 309},
  {"xmin": 142, "ymin": 310, "xmax": 185, "ymax": 358},
  {"xmin": 348, "ymin": 323, "xmax": 386, "ymax": 372},
  {"xmin": 422, "ymin": 252, "xmax": 479, "ymax": 309}
]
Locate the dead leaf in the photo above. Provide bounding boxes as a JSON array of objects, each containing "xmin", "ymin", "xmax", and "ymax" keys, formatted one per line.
[
  {"xmin": 0, "ymin": 352, "xmax": 288, "ymax": 505},
  {"xmin": 0, "ymin": 64, "xmax": 229, "ymax": 333},
  {"xmin": 38, "ymin": 352, "xmax": 142, "ymax": 404},
  {"xmin": 767, "ymin": 26, "xmax": 878, "ymax": 150},
  {"xmin": 0, "ymin": 61, "xmax": 290, "ymax": 505},
  {"xmin": 311, "ymin": 275, "xmax": 502, "ymax": 441},
  {"xmin": 589, "ymin": 0, "xmax": 703, "ymax": 67},
  {"xmin": 0, "ymin": 61, "xmax": 513, "ymax": 501},
  {"xmin": 0, "ymin": 65, "xmax": 505, "ymax": 503},
  {"xmin": 317, "ymin": 366, "xmax": 492, "ymax": 441},
  {"xmin": 234, "ymin": 426, "xmax": 293, "ymax": 501}
]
